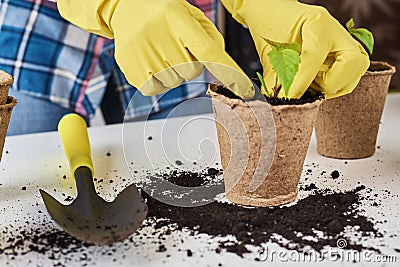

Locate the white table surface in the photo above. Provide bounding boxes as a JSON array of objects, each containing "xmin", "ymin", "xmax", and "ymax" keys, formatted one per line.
[{"xmin": 1, "ymin": 93, "xmax": 399, "ymax": 267}]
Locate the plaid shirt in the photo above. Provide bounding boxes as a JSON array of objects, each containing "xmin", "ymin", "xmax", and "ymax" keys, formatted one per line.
[{"xmin": 0, "ymin": 0, "xmax": 218, "ymax": 118}]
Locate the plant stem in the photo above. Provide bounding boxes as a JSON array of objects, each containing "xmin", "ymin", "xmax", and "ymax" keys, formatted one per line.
[
  {"xmin": 273, "ymin": 76, "xmax": 280, "ymax": 98},
  {"xmin": 256, "ymin": 72, "xmax": 270, "ymax": 97}
]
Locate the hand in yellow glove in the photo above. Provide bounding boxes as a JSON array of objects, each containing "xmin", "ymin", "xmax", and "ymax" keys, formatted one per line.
[
  {"xmin": 221, "ymin": 0, "xmax": 370, "ymax": 99},
  {"xmin": 56, "ymin": 0, "xmax": 254, "ymax": 99}
]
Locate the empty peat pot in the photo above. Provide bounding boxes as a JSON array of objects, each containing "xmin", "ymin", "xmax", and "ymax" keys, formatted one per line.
[
  {"xmin": 0, "ymin": 70, "xmax": 16, "ymax": 161},
  {"xmin": 0, "ymin": 97, "xmax": 17, "ymax": 160},
  {"xmin": 208, "ymin": 84, "xmax": 323, "ymax": 207},
  {"xmin": 314, "ymin": 61, "xmax": 396, "ymax": 159}
]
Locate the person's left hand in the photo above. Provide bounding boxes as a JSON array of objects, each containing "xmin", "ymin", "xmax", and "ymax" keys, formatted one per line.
[
  {"xmin": 221, "ymin": 0, "xmax": 370, "ymax": 99},
  {"xmin": 56, "ymin": 0, "xmax": 255, "ymax": 99}
]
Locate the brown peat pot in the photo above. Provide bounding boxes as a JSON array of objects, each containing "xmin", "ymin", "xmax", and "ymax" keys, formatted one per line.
[
  {"xmin": 314, "ymin": 61, "xmax": 396, "ymax": 159},
  {"xmin": 0, "ymin": 70, "xmax": 16, "ymax": 160},
  {"xmin": 0, "ymin": 96, "xmax": 17, "ymax": 160},
  {"xmin": 208, "ymin": 84, "xmax": 323, "ymax": 207}
]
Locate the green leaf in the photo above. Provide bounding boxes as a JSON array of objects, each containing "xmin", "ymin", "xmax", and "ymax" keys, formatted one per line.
[
  {"xmin": 256, "ymin": 72, "xmax": 270, "ymax": 97},
  {"xmin": 349, "ymin": 28, "xmax": 374, "ymax": 55},
  {"xmin": 346, "ymin": 18, "xmax": 374, "ymax": 55},
  {"xmin": 346, "ymin": 18, "xmax": 355, "ymax": 30},
  {"xmin": 263, "ymin": 38, "xmax": 301, "ymax": 97}
]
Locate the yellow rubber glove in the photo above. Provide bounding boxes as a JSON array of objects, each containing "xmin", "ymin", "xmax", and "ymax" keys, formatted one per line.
[
  {"xmin": 221, "ymin": 0, "xmax": 370, "ymax": 99},
  {"xmin": 56, "ymin": 0, "xmax": 254, "ymax": 99}
]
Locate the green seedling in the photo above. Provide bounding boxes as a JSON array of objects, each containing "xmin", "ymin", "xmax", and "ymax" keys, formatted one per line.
[
  {"xmin": 257, "ymin": 38, "xmax": 301, "ymax": 98},
  {"xmin": 256, "ymin": 71, "xmax": 270, "ymax": 97},
  {"xmin": 346, "ymin": 18, "xmax": 374, "ymax": 56}
]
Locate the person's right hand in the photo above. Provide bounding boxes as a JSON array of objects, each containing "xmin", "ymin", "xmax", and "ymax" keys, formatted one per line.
[
  {"xmin": 56, "ymin": 0, "xmax": 255, "ymax": 99},
  {"xmin": 221, "ymin": 0, "xmax": 370, "ymax": 99}
]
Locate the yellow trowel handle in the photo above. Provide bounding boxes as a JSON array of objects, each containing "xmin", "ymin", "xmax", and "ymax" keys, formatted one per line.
[{"xmin": 58, "ymin": 113, "xmax": 94, "ymax": 176}]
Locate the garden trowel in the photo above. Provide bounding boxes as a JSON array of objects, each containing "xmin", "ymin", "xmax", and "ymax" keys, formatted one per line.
[{"xmin": 40, "ymin": 113, "xmax": 148, "ymax": 244}]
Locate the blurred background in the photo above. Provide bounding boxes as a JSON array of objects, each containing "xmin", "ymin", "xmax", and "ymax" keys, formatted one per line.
[{"xmin": 221, "ymin": 0, "xmax": 400, "ymax": 90}]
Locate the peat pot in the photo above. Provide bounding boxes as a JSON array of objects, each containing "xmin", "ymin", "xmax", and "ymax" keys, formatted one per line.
[
  {"xmin": 314, "ymin": 61, "xmax": 396, "ymax": 159},
  {"xmin": 0, "ymin": 70, "xmax": 16, "ymax": 161},
  {"xmin": 208, "ymin": 84, "xmax": 323, "ymax": 207},
  {"xmin": 0, "ymin": 96, "xmax": 17, "ymax": 160}
]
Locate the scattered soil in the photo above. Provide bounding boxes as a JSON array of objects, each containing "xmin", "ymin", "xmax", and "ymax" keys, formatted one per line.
[
  {"xmin": 142, "ymin": 170, "xmax": 382, "ymax": 258},
  {"xmin": 0, "ymin": 225, "xmax": 94, "ymax": 264},
  {"xmin": 141, "ymin": 167, "xmax": 222, "ymax": 188},
  {"xmin": 331, "ymin": 170, "xmax": 340, "ymax": 179},
  {"xmin": 0, "ymin": 168, "xmax": 224, "ymax": 265},
  {"xmin": 156, "ymin": 244, "xmax": 167, "ymax": 253},
  {"xmin": 164, "ymin": 170, "xmax": 205, "ymax": 187},
  {"xmin": 300, "ymin": 183, "xmax": 317, "ymax": 191},
  {"xmin": 186, "ymin": 249, "xmax": 193, "ymax": 257},
  {"xmin": 0, "ymin": 168, "xmax": 390, "ymax": 264}
]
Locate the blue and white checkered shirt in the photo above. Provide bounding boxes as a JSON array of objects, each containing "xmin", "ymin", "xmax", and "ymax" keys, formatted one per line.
[{"xmin": 0, "ymin": 0, "xmax": 218, "ymax": 119}]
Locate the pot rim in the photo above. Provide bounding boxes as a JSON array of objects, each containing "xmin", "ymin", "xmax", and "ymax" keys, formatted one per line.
[
  {"xmin": 207, "ymin": 84, "xmax": 324, "ymax": 112},
  {"xmin": 0, "ymin": 96, "xmax": 17, "ymax": 109},
  {"xmin": 366, "ymin": 61, "xmax": 396, "ymax": 76},
  {"xmin": 0, "ymin": 71, "xmax": 14, "ymax": 87}
]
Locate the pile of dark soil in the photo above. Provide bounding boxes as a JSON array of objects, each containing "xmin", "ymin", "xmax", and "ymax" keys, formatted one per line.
[
  {"xmin": 151, "ymin": 168, "xmax": 221, "ymax": 188},
  {"xmin": 143, "ymin": 170, "xmax": 381, "ymax": 257}
]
